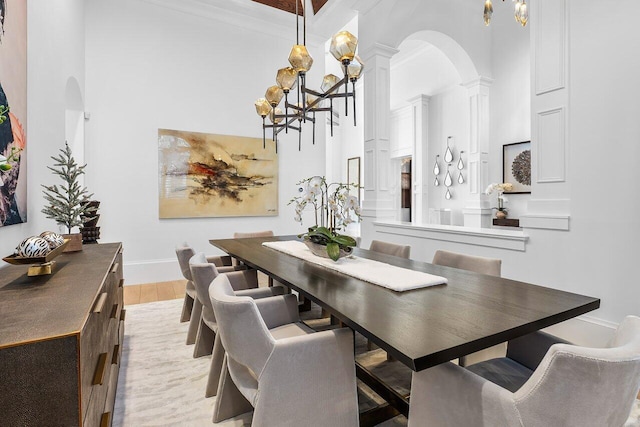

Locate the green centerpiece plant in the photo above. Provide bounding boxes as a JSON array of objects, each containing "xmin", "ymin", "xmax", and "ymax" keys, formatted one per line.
[
  {"xmin": 290, "ymin": 176, "xmax": 361, "ymax": 261},
  {"xmin": 41, "ymin": 143, "xmax": 96, "ymax": 249}
]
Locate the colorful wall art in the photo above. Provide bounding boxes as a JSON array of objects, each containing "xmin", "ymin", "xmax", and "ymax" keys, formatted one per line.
[
  {"xmin": 158, "ymin": 129, "xmax": 278, "ymax": 218},
  {"xmin": 0, "ymin": 0, "xmax": 27, "ymax": 227}
]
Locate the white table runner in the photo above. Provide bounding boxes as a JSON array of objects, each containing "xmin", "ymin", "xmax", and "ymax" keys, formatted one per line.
[{"xmin": 262, "ymin": 240, "xmax": 447, "ymax": 292}]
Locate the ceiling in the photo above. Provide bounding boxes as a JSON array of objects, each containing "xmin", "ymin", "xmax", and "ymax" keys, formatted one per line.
[{"xmin": 251, "ymin": 0, "xmax": 329, "ymax": 15}]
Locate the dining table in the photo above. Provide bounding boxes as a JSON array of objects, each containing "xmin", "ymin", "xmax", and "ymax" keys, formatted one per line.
[{"xmin": 210, "ymin": 235, "xmax": 600, "ymax": 424}]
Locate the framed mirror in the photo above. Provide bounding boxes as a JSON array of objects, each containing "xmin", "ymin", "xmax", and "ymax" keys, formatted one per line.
[{"xmin": 347, "ymin": 157, "xmax": 360, "ymax": 202}]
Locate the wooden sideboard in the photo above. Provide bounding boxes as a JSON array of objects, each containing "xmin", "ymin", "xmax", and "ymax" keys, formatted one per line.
[{"xmin": 0, "ymin": 243, "xmax": 125, "ymax": 426}]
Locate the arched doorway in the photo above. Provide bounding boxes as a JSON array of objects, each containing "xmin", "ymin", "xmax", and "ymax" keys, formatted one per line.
[{"xmin": 389, "ymin": 31, "xmax": 485, "ymax": 225}]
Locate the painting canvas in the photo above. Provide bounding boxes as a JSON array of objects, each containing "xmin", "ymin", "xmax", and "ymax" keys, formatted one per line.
[
  {"xmin": 503, "ymin": 141, "xmax": 531, "ymax": 194},
  {"xmin": 0, "ymin": 0, "xmax": 27, "ymax": 227},
  {"xmin": 158, "ymin": 129, "xmax": 278, "ymax": 218}
]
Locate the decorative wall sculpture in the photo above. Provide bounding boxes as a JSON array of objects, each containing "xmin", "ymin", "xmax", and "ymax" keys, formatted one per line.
[
  {"xmin": 434, "ymin": 136, "xmax": 464, "ymax": 199},
  {"xmin": 158, "ymin": 129, "xmax": 278, "ymax": 218},
  {"xmin": 0, "ymin": 0, "xmax": 27, "ymax": 227},
  {"xmin": 502, "ymin": 141, "xmax": 531, "ymax": 194}
]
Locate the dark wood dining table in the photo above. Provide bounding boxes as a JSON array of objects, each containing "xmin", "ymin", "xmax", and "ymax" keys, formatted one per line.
[{"xmin": 210, "ymin": 235, "xmax": 600, "ymax": 421}]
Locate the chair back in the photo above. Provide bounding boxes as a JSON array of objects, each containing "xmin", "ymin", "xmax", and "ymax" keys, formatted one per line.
[
  {"xmin": 189, "ymin": 252, "xmax": 219, "ymax": 312},
  {"xmin": 515, "ymin": 315, "xmax": 640, "ymax": 426},
  {"xmin": 175, "ymin": 243, "xmax": 195, "ymax": 281},
  {"xmin": 432, "ymin": 250, "xmax": 501, "ymax": 277},
  {"xmin": 369, "ymin": 240, "xmax": 411, "ymax": 258},
  {"xmin": 233, "ymin": 230, "xmax": 274, "ymax": 238},
  {"xmin": 209, "ymin": 274, "xmax": 275, "ymax": 380}
]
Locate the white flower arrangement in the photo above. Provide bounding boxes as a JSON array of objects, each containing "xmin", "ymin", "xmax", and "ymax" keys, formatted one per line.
[
  {"xmin": 289, "ymin": 176, "xmax": 361, "ymax": 261},
  {"xmin": 485, "ymin": 182, "xmax": 513, "ymax": 212},
  {"xmin": 290, "ymin": 176, "xmax": 361, "ymax": 231}
]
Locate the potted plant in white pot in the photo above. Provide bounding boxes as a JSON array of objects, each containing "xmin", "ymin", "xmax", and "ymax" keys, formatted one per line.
[{"xmin": 41, "ymin": 142, "xmax": 96, "ymax": 252}]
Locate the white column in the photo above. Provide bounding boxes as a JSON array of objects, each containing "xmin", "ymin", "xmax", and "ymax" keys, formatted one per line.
[
  {"xmin": 521, "ymin": 0, "xmax": 570, "ymax": 230},
  {"xmin": 360, "ymin": 43, "xmax": 399, "ymax": 225},
  {"xmin": 462, "ymin": 76, "xmax": 493, "ymax": 228},
  {"xmin": 407, "ymin": 94, "xmax": 430, "ymax": 224}
]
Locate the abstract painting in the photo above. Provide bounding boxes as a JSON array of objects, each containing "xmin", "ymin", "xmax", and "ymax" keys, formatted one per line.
[
  {"xmin": 503, "ymin": 141, "xmax": 531, "ymax": 194},
  {"xmin": 158, "ymin": 129, "xmax": 278, "ymax": 218},
  {"xmin": 0, "ymin": 0, "xmax": 27, "ymax": 227}
]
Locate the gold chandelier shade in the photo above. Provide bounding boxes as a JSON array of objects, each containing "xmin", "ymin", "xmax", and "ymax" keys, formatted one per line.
[
  {"xmin": 347, "ymin": 55, "xmax": 365, "ymax": 80},
  {"xmin": 483, "ymin": 0, "xmax": 493, "ymax": 26},
  {"xmin": 306, "ymin": 94, "xmax": 325, "ymax": 110},
  {"xmin": 269, "ymin": 107, "xmax": 283, "ymax": 124},
  {"xmin": 321, "ymin": 74, "xmax": 341, "ymax": 93},
  {"xmin": 484, "ymin": 0, "xmax": 527, "ymax": 27},
  {"xmin": 330, "ymin": 31, "xmax": 358, "ymax": 63},
  {"xmin": 515, "ymin": 0, "xmax": 528, "ymax": 26},
  {"xmin": 255, "ymin": 98, "xmax": 272, "ymax": 117},
  {"xmin": 265, "ymin": 85, "xmax": 284, "ymax": 107},
  {"xmin": 289, "ymin": 44, "xmax": 314, "ymax": 73},
  {"xmin": 276, "ymin": 67, "xmax": 298, "ymax": 92}
]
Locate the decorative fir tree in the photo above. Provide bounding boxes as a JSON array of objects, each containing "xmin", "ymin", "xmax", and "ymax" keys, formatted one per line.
[{"xmin": 41, "ymin": 142, "xmax": 96, "ymax": 234}]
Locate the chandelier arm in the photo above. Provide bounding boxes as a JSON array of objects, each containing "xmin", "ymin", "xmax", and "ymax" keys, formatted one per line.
[
  {"xmin": 324, "ymin": 92, "xmax": 354, "ymax": 99},
  {"xmin": 303, "ymin": 88, "xmax": 324, "ymax": 98},
  {"xmin": 312, "ymin": 111, "xmax": 316, "ymax": 145},
  {"xmin": 343, "ymin": 62, "xmax": 349, "ymax": 116},
  {"xmin": 301, "ymin": 74, "xmax": 306, "ymax": 122},
  {"xmin": 262, "ymin": 116, "xmax": 266, "ymax": 149},
  {"xmin": 330, "ymin": 99, "xmax": 334, "ymax": 137},
  {"xmin": 295, "ymin": 0, "xmax": 299, "ymax": 45},
  {"xmin": 352, "ymin": 81, "xmax": 357, "ymax": 126},
  {"xmin": 285, "ymin": 92, "xmax": 289, "ymax": 133}
]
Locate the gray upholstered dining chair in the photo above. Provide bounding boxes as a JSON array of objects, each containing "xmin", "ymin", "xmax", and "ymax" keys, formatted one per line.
[
  {"xmin": 189, "ymin": 252, "xmax": 260, "ymax": 358},
  {"xmin": 189, "ymin": 253, "xmax": 285, "ymax": 398},
  {"xmin": 233, "ymin": 230, "xmax": 274, "ymax": 239},
  {"xmin": 432, "ymin": 249, "xmax": 502, "ymax": 366},
  {"xmin": 209, "ymin": 274, "xmax": 359, "ymax": 426},
  {"xmin": 175, "ymin": 243, "xmax": 235, "ymax": 345},
  {"xmin": 432, "ymin": 249, "xmax": 502, "ymax": 277},
  {"xmin": 369, "ymin": 239, "xmax": 411, "ymax": 259},
  {"xmin": 408, "ymin": 315, "xmax": 640, "ymax": 427}
]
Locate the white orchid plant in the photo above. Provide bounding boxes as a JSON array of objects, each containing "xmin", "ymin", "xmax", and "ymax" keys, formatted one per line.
[
  {"xmin": 289, "ymin": 176, "xmax": 361, "ymax": 260},
  {"xmin": 485, "ymin": 182, "xmax": 513, "ymax": 211}
]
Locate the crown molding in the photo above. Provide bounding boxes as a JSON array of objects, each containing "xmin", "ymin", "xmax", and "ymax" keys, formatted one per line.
[{"xmin": 138, "ymin": 0, "xmax": 327, "ymax": 45}]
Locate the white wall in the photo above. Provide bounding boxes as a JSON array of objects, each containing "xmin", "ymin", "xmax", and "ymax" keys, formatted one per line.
[
  {"xmin": 488, "ymin": 12, "xmax": 531, "ymax": 219},
  {"xmin": 0, "ymin": 0, "xmax": 85, "ymax": 259},
  {"xmin": 84, "ymin": 0, "xmax": 326, "ymax": 283}
]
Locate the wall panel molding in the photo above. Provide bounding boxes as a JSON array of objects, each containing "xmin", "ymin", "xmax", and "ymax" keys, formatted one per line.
[
  {"xmin": 534, "ymin": 0, "xmax": 567, "ymax": 95},
  {"xmin": 536, "ymin": 107, "xmax": 566, "ymax": 183}
]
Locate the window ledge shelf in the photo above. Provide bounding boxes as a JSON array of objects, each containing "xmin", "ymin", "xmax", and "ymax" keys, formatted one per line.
[{"xmin": 373, "ymin": 220, "xmax": 529, "ymax": 251}]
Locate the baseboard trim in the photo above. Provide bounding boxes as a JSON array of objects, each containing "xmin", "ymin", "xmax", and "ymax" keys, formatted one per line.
[{"xmin": 124, "ymin": 258, "xmax": 181, "ymax": 285}]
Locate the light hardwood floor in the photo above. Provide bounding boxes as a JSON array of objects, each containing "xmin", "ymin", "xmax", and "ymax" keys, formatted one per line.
[{"xmin": 124, "ymin": 280, "xmax": 186, "ymax": 306}]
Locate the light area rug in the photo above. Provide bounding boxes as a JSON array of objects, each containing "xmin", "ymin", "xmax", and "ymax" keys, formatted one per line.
[
  {"xmin": 113, "ymin": 299, "xmax": 405, "ymax": 427},
  {"xmin": 113, "ymin": 299, "xmax": 252, "ymax": 426},
  {"xmin": 113, "ymin": 298, "xmax": 640, "ymax": 427}
]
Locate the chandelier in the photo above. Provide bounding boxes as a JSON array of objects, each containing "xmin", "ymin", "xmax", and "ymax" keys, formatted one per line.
[
  {"xmin": 483, "ymin": 0, "xmax": 528, "ymax": 27},
  {"xmin": 254, "ymin": 0, "xmax": 364, "ymax": 153}
]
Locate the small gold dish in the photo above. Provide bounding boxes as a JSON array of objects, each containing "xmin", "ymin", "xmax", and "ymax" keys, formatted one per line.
[{"xmin": 2, "ymin": 239, "xmax": 70, "ymax": 276}]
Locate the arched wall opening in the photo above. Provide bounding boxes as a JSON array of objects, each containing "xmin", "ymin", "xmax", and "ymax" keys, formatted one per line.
[{"xmin": 389, "ymin": 30, "xmax": 482, "ymax": 225}]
